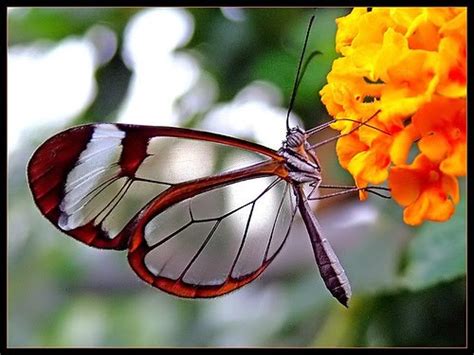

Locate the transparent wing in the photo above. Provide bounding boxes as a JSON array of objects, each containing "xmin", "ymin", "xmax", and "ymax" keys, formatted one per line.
[
  {"xmin": 128, "ymin": 176, "xmax": 297, "ymax": 297},
  {"xmin": 27, "ymin": 124, "xmax": 282, "ymax": 249}
]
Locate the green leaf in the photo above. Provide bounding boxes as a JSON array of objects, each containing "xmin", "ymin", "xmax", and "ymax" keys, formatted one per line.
[{"xmin": 397, "ymin": 192, "xmax": 466, "ymax": 291}]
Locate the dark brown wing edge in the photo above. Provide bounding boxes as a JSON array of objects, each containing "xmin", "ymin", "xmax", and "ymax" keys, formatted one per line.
[
  {"xmin": 27, "ymin": 124, "xmax": 282, "ymax": 250},
  {"xmin": 127, "ymin": 159, "xmax": 295, "ymax": 298}
]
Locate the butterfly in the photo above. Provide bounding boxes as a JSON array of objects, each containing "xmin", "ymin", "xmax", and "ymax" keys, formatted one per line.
[{"xmin": 26, "ymin": 16, "xmax": 387, "ymax": 307}]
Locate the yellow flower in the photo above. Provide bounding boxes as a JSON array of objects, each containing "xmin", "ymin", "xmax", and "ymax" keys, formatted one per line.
[
  {"xmin": 320, "ymin": 7, "xmax": 466, "ymax": 225},
  {"xmin": 413, "ymin": 96, "xmax": 466, "ymax": 176},
  {"xmin": 335, "ymin": 120, "xmax": 396, "ymax": 200},
  {"xmin": 437, "ymin": 35, "xmax": 466, "ymax": 98},
  {"xmin": 320, "ymin": 57, "xmax": 382, "ymax": 126},
  {"xmin": 389, "ymin": 121, "xmax": 419, "ymax": 165}
]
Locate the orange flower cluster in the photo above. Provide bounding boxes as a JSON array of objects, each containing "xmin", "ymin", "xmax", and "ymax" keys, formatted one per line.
[{"xmin": 319, "ymin": 8, "xmax": 466, "ymax": 225}]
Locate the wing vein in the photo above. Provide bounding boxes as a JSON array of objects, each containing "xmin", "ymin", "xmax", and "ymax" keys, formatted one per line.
[
  {"xmin": 179, "ymin": 220, "xmax": 221, "ymax": 280},
  {"xmin": 193, "ymin": 177, "xmax": 281, "ymax": 223},
  {"xmin": 148, "ymin": 220, "xmax": 194, "ymax": 251},
  {"xmin": 65, "ymin": 164, "xmax": 119, "ymax": 192},
  {"xmin": 95, "ymin": 178, "xmax": 133, "ymax": 226},
  {"xmin": 272, "ymin": 189, "xmax": 298, "ymax": 258},
  {"xmin": 76, "ymin": 141, "xmax": 121, "ymax": 163},
  {"xmin": 63, "ymin": 174, "xmax": 119, "ymax": 213},
  {"xmin": 229, "ymin": 202, "xmax": 255, "ymax": 276},
  {"xmin": 264, "ymin": 181, "xmax": 289, "ymax": 261}
]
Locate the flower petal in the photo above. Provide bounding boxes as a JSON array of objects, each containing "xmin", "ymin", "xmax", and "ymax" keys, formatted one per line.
[
  {"xmin": 424, "ymin": 188, "xmax": 456, "ymax": 222},
  {"xmin": 418, "ymin": 132, "xmax": 450, "ymax": 163},
  {"xmin": 389, "ymin": 166, "xmax": 421, "ymax": 206},
  {"xmin": 390, "ymin": 123, "xmax": 419, "ymax": 165},
  {"xmin": 335, "ymin": 133, "xmax": 367, "ymax": 168},
  {"xmin": 441, "ymin": 173, "xmax": 460, "ymax": 204},
  {"xmin": 440, "ymin": 142, "xmax": 466, "ymax": 176},
  {"xmin": 403, "ymin": 191, "xmax": 430, "ymax": 226}
]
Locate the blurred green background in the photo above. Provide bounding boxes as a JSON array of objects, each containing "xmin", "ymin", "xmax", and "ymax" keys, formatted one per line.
[{"xmin": 7, "ymin": 7, "xmax": 466, "ymax": 347}]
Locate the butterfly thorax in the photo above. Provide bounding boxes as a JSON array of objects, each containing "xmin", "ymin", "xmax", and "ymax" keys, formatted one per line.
[{"xmin": 278, "ymin": 127, "xmax": 322, "ymax": 185}]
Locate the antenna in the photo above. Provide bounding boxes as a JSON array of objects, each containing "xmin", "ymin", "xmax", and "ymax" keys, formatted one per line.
[
  {"xmin": 309, "ymin": 109, "xmax": 382, "ymax": 150},
  {"xmin": 285, "ymin": 15, "xmax": 316, "ymax": 133}
]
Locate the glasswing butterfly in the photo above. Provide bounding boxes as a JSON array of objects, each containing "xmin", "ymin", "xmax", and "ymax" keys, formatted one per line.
[{"xmin": 27, "ymin": 15, "xmax": 388, "ymax": 307}]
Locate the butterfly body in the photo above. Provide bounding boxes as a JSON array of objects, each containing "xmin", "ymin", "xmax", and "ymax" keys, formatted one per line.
[{"xmin": 280, "ymin": 127, "xmax": 351, "ymax": 307}]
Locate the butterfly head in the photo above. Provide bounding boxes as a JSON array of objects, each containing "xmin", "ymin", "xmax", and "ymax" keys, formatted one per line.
[{"xmin": 285, "ymin": 126, "xmax": 306, "ymax": 148}]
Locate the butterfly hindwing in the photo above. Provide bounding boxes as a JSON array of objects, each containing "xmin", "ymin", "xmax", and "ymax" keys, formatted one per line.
[{"xmin": 127, "ymin": 174, "xmax": 297, "ymax": 297}]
